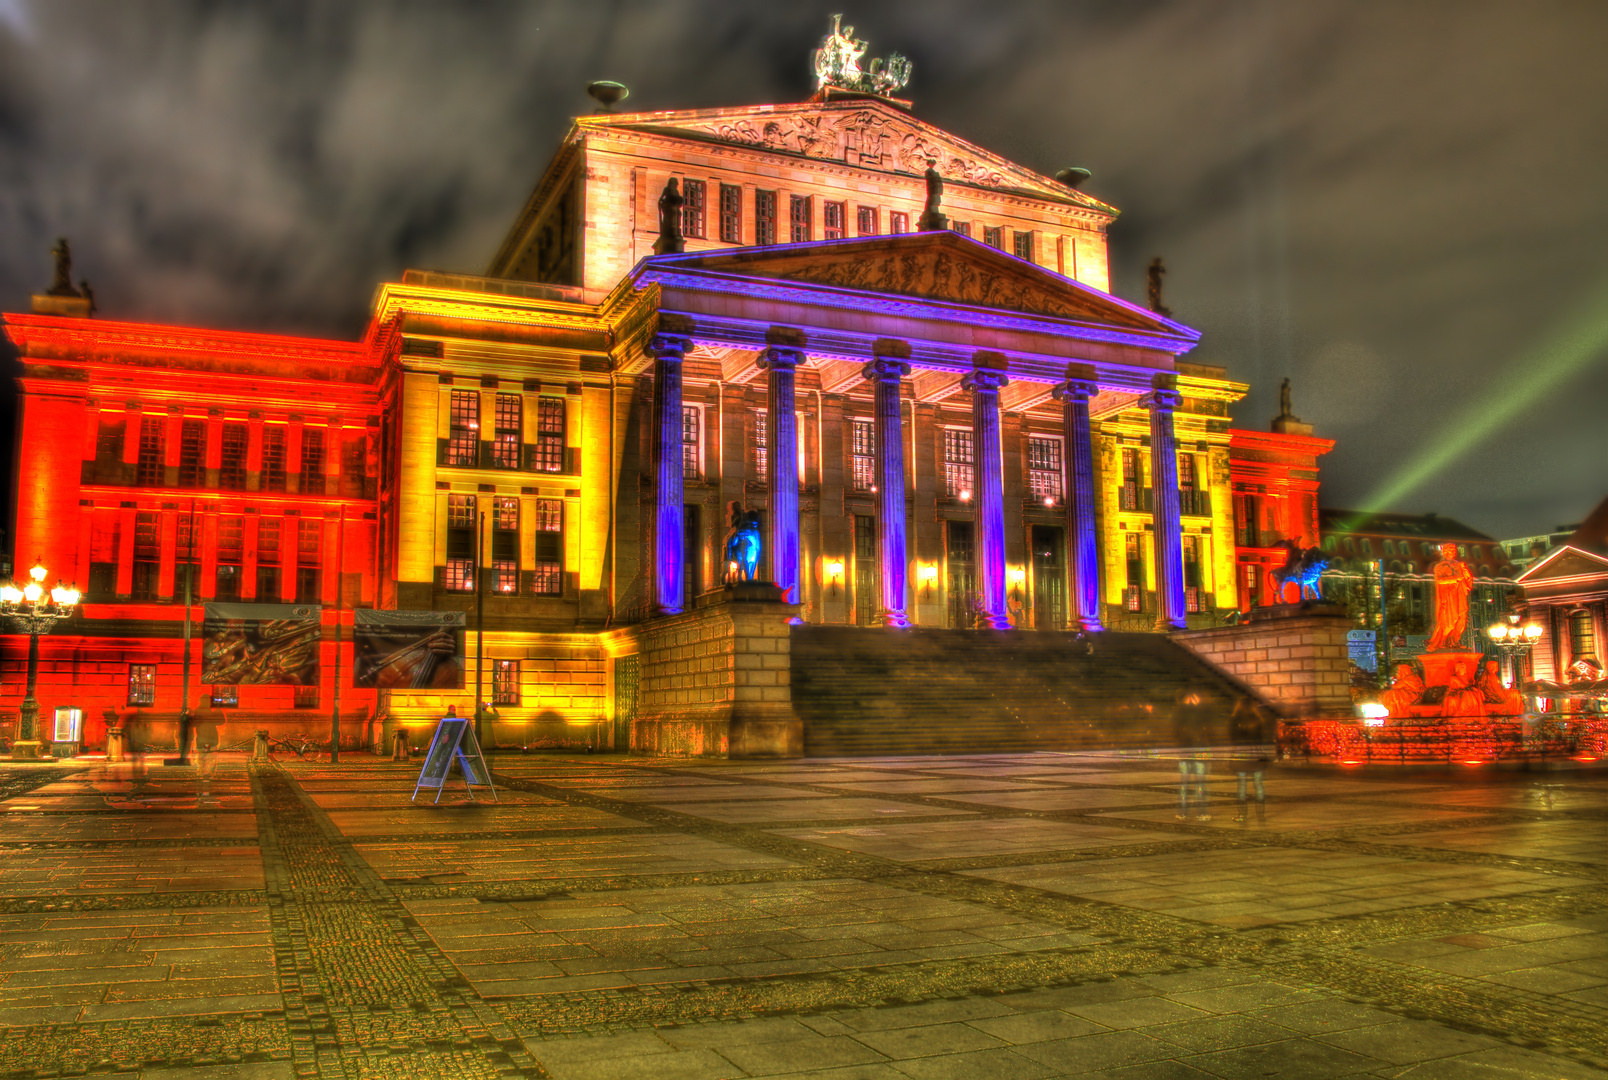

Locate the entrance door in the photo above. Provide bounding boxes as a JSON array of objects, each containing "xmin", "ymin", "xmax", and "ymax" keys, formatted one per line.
[
  {"xmin": 947, "ymin": 520, "xmax": 978, "ymax": 628},
  {"xmin": 854, "ymin": 514, "xmax": 878, "ymax": 625},
  {"xmin": 1032, "ymin": 525, "xmax": 1066, "ymax": 630}
]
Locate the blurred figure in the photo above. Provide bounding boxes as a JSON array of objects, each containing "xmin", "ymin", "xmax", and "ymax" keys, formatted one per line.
[
  {"xmin": 1174, "ymin": 691, "xmax": 1210, "ymax": 821},
  {"xmin": 195, "ymin": 714, "xmax": 219, "ymax": 778},
  {"xmin": 1231, "ymin": 698, "xmax": 1270, "ymax": 822}
]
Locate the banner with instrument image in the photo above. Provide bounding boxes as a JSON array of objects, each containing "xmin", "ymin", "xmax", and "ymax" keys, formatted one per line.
[
  {"xmin": 352, "ymin": 610, "xmax": 466, "ymax": 690},
  {"xmin": 202, "ymin": 603, "xmax": 322, "ymax": 685}
]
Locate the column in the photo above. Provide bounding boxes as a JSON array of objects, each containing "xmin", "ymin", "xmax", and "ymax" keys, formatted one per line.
[
  {"xmin": 285, "ymin": 417, "xmax": 304, "ymax": 494},
  {"xmin": 1053, "ymin": 366, "xmax": 1103, "ymax": 631},
  {"xmin": 163, "ymin": 407, "xmax": 182, "ymax": 487},
  {"xmin": 246, "ymin": 411, "xmax": 264, "ymax": 492},
  {"xmin": 863, "ymin": 350, "xmax": 911, "ymax": 627},
  {"xmin": 204, "ymin": 408, "xmax": 223, "ymax": 488},
  {"xmin": 964, "ymin": 362, "xmax": 1011, "ymax": 631},
  {"xmin": 759, "ymin": 345, "xmax": 802, "ymax": 605},
  {"xmin": 651, "ymin": 333, "xmax": 690, "ymax": 615},
  {"xmin": 1143, "ymin": 374, "xmax": 1186, "ymax": 631},
  {"xmin": 121, "ymin": 405, "xmax": 141, "ymax": 467}
]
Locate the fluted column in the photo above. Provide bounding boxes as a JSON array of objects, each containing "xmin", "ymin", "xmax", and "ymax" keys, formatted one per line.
[
  {"xmin": 1053, "ymin": 367, "xmax": 1103, "ymax": 631},
  {"xmin": 863, "ymin": 353, "xmax": 911, "ymax": 627},
  {"xmin": 651, "ymin": 333, "xmax": 690, "ymax": 615},
  {"xmin": 759, "ymin": 346, "xmax": 802, "ymax": 605},
  {"xmin": 964, "ymin": 364, "xmax": 1011, "ymax": 631},
  {"xmin": 1143, "ymin": 375, "xmax": 1187, "ymax": 631}
]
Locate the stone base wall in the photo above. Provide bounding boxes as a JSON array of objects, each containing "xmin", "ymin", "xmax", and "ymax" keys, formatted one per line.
[
  {"xmin": 613, "ymin": 584, "xmax": 801, "ymax": 758},
  {"xmin": 1174, "ymin": 606, "xmax": 1353, "ymax": 718}
]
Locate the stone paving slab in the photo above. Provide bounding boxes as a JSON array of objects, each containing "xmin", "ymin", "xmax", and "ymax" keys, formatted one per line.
[{"xmin": 774, "ymin": 817, "xmax": 1179, "ymax": 862}]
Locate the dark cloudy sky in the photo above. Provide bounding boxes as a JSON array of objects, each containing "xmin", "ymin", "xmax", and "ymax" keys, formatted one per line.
[{"xmin": 1, "ymin": 0, "xmax": 1604, "ymax": 539}]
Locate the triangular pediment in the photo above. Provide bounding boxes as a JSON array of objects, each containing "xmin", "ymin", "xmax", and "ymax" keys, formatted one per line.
[
  {"xmin": 642, "ymin": 231, "xmax": 1192, "ymax": 338},
  {"xmin": 583, "ymin": 99, "xmax": 1112, "ymax": 213},
  {"xmin": 1517, "ymin": 545, "xmax": 1608, "ymax": 584}
]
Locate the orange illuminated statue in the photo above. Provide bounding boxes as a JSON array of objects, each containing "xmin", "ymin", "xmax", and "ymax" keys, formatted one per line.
[
  {"xmin": 1426, "ymin": 542, "xmax": 1474, "ymax": 651},
  {"xmin": 1439, "ymin": 657, "xmax": 1487, "ymax": 719},
  {"xmin": 1477, "ymin": 660, "xmax": 1525, "ymax": 716},
  {"xmin": 1378, "ymin": 662, "xmax": 1425, "ymax": 718}
]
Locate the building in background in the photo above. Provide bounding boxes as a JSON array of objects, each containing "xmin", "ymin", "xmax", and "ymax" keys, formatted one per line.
[
  {"xmin": 1515, "ymin": 496, "xmax": 1607, "ymax": 684},
  {"xmin": 1500, "ymin": 522, "xmax": 1584, "ymax": 573}
]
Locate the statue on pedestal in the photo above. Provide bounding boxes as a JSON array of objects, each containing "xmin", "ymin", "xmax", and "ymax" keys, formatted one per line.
[
  {"xmin": 653, "ymin": 179, "xmax": 685, "ymax": 255},
  {"xmin": 1146, "ymin": 257, "xmax": 1172, "ymax": 316},
  {"xmin": 1426, "ymin": 542, "xmax": 1473, "ymax": 651},
  {"xmin": 722, "ymin": 502, "xmax": 763, "ymax": 584},
  {"xmin": 917, "ymin": 164, "xmax": 947, "ymax": 231}
]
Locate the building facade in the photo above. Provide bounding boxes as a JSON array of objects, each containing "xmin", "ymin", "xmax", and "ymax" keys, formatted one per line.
[{"xmin": 1516, "ymin": 496, "xmax": 1607, "ymax": 684}]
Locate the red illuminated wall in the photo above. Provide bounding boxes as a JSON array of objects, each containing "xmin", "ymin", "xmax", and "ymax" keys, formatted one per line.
[{"xmin": 1228, "ymin": 428, "xmax": 1335, "ymax": 610}]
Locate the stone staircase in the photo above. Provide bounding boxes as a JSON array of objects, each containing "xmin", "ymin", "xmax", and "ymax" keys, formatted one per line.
[{"xmin": 791, "ymin": 625, "xmax": 1266, "ymax": 756}]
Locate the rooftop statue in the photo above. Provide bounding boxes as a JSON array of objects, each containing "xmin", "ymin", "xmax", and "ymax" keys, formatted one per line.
[
  {"xmin": 653, "ymin": 178, "xmax": 685, "ymax": 256},
  {"xmin": 47, "ymin": 237, "xmax": 82, "ymax": 298},
  {"xmin": 1146, "ymin": 256, "xmax": 1171, "ymax": 316},
  {"xmin": 813, "ymin": 14, "xmax": 912, "ymax": 97}
]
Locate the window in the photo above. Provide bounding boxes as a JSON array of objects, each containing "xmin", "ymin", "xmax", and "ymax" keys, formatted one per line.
[
  {"xmin": 176, "ymin": 512, "xmax": 199, "ymax": 599},
  {"xmin": 447, "ymin": 390, "xmax": 479, "ymax": 467},
  {"xmin": 1125, "ymin": 533, "xmax": 1145, "ymax": 611},
  {"xmin": 681, "ymin": 178, "xmax": 706, "ymax": 239},
  {"xmin": 132, "ymin": 512, "xmax": 161, "ymax": 601},
  {"xmin": 298, "ymin": 519, "xmax": 321, "ymax": 565},
  {"xmin": 889, "ymin": 211, "xmax": 909, "ymax": 234},
  {"xmin": 1570, "ymin": 609, "xmax": 1599, "ymax": 664},
  {"xmin": 446, "ymin": 495, "xmax": 476, "ymax": 592},
  {"xmin": 534, "ymin": 398, "xmax": 564, "ymax": 473},
  {"xmin": 301, "ymin": 427, "xmax": 325, "ymax": 494},
  {"xmin": 488, "ymin": 394, "xmax": 522, "ymax": 469},
  {"xmin": 752, "ymin": 409, "xmax": 768, "ymax": 480},
  {"xmin": 493, "ymin": 659, "xmax": 520, "ymax": 706},
  {"xmin": 136, "ymin": 416, "xmax": 165, "ymax": 486},
  {"xmin": 719, "ymin": 183, "xmax": 742, "ymax": 243},
  {"xmin": 681, "ymin": 405, "xmax": 702, "ymax": 481},
  {"xmin": 1120, "ymin": 448, "xmax": 1144, "ymax": 511},
  {"xmin": 1178, "ymin": 453, "xmax": 1209, "ymax": 516},
  {"xmin": 1183, "ymin": 535, "xmax": 1204, "ymax": 613},
  {"xmin": 789, "ymin": 194, "xmax": 811, "ymax": 243},
  {"xmin": 210, "ymin": 685, "xmax": 239, "ymax": 708},
  {"xmin": 851, "ymin": 419, "xmax": 875, "ymax": 492},
  {"xmin": 1013, "ymin": 231, "xmax": 1034, "ymax": 261},
  {"xmin": 684, "ymin": 503, "xmax": 702, "ymax": 603},
  {"xmin": 983, "ymin": 225, "xmax": 1004, "ymax": 250},
  {"xmin": 943, "ymin": 429, "xmax": 975, "ymax": 499},
  {"xmin": 1028, "ymin": 437, "xmax": 1063, "ymax": 505},
  {"xmin": 822, "ymin": 200, "xmax": 845, "ymax": 240},
  {"xmin": 219, "ymin": 422, "xmax": 248, "ymax": 490},
  {"xmin": 128, "ymin": 664, "xmax": 156, "ymax": 707},
  {"xmin": 294, "ymin": 685, "xmax": 319, "ymax": 708},
  {"xmin": 754, "ymin": 190, "xmax": 777, "ymax": 245},
  {"xmin": 533, "ymin": 499, "xmax": 563, "ymax": 595},
  {"xmin": 950, "ymin": 221, "xmax": 971, "ymax": 238},
  {"xmin": 263, "ymin": 426, "xmax": 287, "ymax": 492},
  {"xmin": 217, "ymin": 515, "xmax": 244, "ymax": 601},
  {"xmin": 856, "ymin": 206, "xmax": 878, "ymax": 236},
  {"xmin": 178, "ymin": 419, "xmax": 204, "ymax": 488},
  {"xmin": 492, "ymin": 497, "xmax": 518, "ymax": 593}
]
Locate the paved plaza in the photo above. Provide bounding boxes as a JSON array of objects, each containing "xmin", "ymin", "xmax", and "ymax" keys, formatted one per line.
[{"xmin": 0, "ymin": 752, "xmax": 1604, "ymax": 1079}]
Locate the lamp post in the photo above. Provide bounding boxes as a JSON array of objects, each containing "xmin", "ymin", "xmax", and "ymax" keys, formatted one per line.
[
  {"xmin": 1, "ymin": 559, "xmax": 80, "ymax": 759},
  {"xmin": 1487, "ymin": 615, "xmax": 1544, "ymax": 687}
]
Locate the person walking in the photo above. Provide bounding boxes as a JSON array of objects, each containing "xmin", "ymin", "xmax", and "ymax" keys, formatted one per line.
[
  {"xmin": 1174, "ymin": 691, "xmax": 1211, "ymax": 821},
  {"xmin": 1231, "ymin": 698, "xmax": 1271, "ymax": 822}
]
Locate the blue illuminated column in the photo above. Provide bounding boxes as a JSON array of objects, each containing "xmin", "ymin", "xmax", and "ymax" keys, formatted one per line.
[
  {"xmin": 863, "ymin": 353, "xmax": 911, "ymax": 627},
  {"xmin": 1053, "ymin": 366, "xmax": 1103, "ymax": 632},
  {"xmin": 759, "ymin": 346, "xmax": 802, "ymax": 604},
  {"xmin": 965, "ymin": 364, "xmax": 1012, "ymax": 631},
  {"xmin": 651, "ymin": 333, "xmax": 690, "ymax": 615},
  {"xmin": 1143, "ymin": 374, "xmax": 1187, "ymax": 631}
]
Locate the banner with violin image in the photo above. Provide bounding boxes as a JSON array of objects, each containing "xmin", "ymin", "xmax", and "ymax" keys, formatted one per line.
[
  {"xmin": 202, "ymin": 603, "xmax": 322, "ymax": 685},
  {"xmin": 352, "ymin": 610, "xmax": 466, "ymax": 690}
]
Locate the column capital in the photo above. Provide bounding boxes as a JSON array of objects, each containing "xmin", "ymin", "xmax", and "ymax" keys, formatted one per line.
[
  {"xmin": 862, "ymin": 357, "xmax": 911, "ymax": 382},
  {"xmin": 962, "ymin": 369, "xmax": 1010, "ymax": 394},
  {"xmin": 1053, "ymin": 379, "xmax": 1099, "ymax": 402},
  {"xmin": 1140, "ymin": 388, "xmax": 1183, "ymax": 412},
  {"xmin": 757, "ymin": 346, "xmax": 804, "ymax": 371},
  {"xmin": 648, "ymin": 332, "xmax": 692, "ymax": 359}
]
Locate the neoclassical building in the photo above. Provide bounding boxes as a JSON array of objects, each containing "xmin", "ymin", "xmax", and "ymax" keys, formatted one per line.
[{"xmin": 3, "ymin": 64, "xmax": 1327, "ymax": 752}]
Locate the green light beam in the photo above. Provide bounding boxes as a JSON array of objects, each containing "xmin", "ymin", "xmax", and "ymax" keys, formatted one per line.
[{"xmin": 1347, "ymin": 282, "xmax": 1608, "ymax": 532}]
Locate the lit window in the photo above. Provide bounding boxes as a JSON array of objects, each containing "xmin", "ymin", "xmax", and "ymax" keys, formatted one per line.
[
  {"xmin": 851, "ymin": 419, "xmax": 874, "ymax": 492},
  {"xmin": 210, "ymin": 686, "xmax": 239, "ymax": 708},
  {"xmin": 445, "ymin": 494, "xmax": 476, "ymax": 592},
  {"xmin": 1028, "ymin": 437, "xmax": 1063, "ymax": 504},
  {"xmin": 136, "ymin": 416, "xmax": 165, "ymax": 486},
  {"xmin": 1013, "ymin": 231, "xmax": 1034, "ymax": 261},
  {"xmin": 753, "ymin": 409, "xmax": 768, "ymax": 479},
  {"xmin": 128, "ymin": 664, "xmax": 156, "ymax": 707},
  {"xmin": 1125, "ymin": 533, "xmax": 1145, "ymax": 611},
  {"xmin": 822, "ymin": 200, "xmax": 845, "ymax": 240},
  {"xmin": 856, "ymin": 206, "xmax": 878, "ymax": 236},
  {"xmin": 492, "ymin": 394, "xmax": 522, "ymax": 469},
  {"xmin": 493, "ymin": 659, "xmax": 520, "ymax": 706},
  {"xmin": 681, "ymin": 178, "xmax": 706, "ymax": 239},
  {"xmin": 889, "ymin": 212, "xmax": 909, "ymax": 234},
  {"xmin": 719, "ymin": 184, "xmax": 741, "ymax": 243},
  {"xmin": 492, "ymin": 497, "xmax": 519, "ymax": 593},
  {"xmin": 681, "ymin": 405, "xmax": 702, "ymax": 481},
  {"xmin": 447, "ymin": 390, "xmax": 479, "ymax": 467},
  {"xmin": 754, "ymin": 190, "xmax": 777, "ymax": 245},
  {"xmin": 1120, "ymin": 448, "xmax": 1144, "ymax": 511},
  {"xmin": 789, "ymin": 194, "xmax": 812, "ymax": 243},
  {"xmin": 534, "ymin": 398, "xmax": 564, "ymax": 473},
  {"xmin": 943, "ymin": 429, "xmax": 974, "ymax": 499},
  {"xmin": 533, "ymin": 499, "xmax": 563, "ymax": 596}
]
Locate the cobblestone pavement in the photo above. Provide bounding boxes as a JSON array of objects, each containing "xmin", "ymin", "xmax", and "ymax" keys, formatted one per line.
[{"xmin": 0, "ymin": 752, "xmax": 1605, "ymax": 1078}]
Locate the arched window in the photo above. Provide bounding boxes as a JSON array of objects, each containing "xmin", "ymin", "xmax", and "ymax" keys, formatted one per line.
[
  {"xmin": 1390, "ymin": 560, "xmax": 1405, "ymax": 573},
  {"xmin": 1322, "ymin": 535, "xmax": 1337, "ymax": 552},
  {"xmin": 1343, "ymin": 538, "xmax": 1355, "ymax": 554},
  {"xmin": 1478, "ymin": 565, "xmax": 1492, "ymax": 577},
  {"xmin": 1470, "ymin": 545, "xmax": 1484, "ymax": 560},
  {"xmin": 1360, "ymin": 539, "xmax": 1373, "ymax": 555}
]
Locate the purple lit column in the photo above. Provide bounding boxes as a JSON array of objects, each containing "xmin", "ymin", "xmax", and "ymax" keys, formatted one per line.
[
  {"xmin": 1143, "ymin": 375, "xmax": 1187, "ymax": 631},
  {"xmin": 651, "ymin": 333, "xmax": 690, "ymax": 615},
  {"xmin": 759, "ymin": 346, "xmax": 802, "ymax": 604},
  {"xmin": 863, "ymin": 356, "xmax": 911, "ymax": 627},
  {"xmin": 965, "ymin": 367, "xmax": 1012, "ymax": 631},
  {"xmin": 1053, "ymin": 368, "xmax": 1103, "ymax": 631}
]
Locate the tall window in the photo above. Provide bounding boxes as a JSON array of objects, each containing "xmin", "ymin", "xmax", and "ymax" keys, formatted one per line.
[
  {"xmin": 1028, "ymin": 436, "xmax": 1064, "ymax": 505},
  {"xmin": 534, "ymin": 398, "xmax": 564, "ymax": 473},
  {"xmin": 889, "ymin": 211, "xmax": 909, "ymax": 234},
  {"xmin": 752, "ymin": 409, "xmax": 768, "ymax": 479},
  {"xmin": 176, "ymin": 511, "xmax": 198, "ymax": 600},
  {"xmin": 178, "ymin": 419, "xmax": 204, "ymax": 488},
  {"xmin": 492, "ymin": 394, "xmax": 522, "ymax": 469},
  {"xmin": 257, "ymin": 518, "xmax": 281, "ymax": 601},
  {"xmin": 822, "ymin": 200, "xmax": 845, "ymax": 240},
  {"xmin": 533, "ymin": 499, "xmax": 563, "ymax": 595},
  {"xmin": 1125, "ymin": 533, "xmax": 1145, "ymax": 611},
  {"xmin": 856, "ymin": 206, "xmax": 879, "ymax": 236},
  {"xmin": 1120, "ymin": 448, "xmax": 1143, "ymax": 511},
  {"xmin": 789, "ymin": 194, "xmax": 812, "ymax": 243},
  {"xmin": 217, "ymin": 515, "xmax": 244, "ymax": 601},
  {"xmin": 132, "ymin": 512, "xmax": 160, "ymax": 600},
  {"xmin": 136, "ymin": 416, "xmax": 165, "ymax": 486},
  {"xmin": 950, "ymin": 221, "xmax": 971, "ymax": 238},
  {"xmin": 681, "ymin": 178, "xmax": 706, "ymax": 239},
  {"xmin": 296, "ymin": 519, "xmax": 321, "ymax": 603},
  {"xmin": 681, "ymin": 405, "xmax": 702, "ymax": 481},
  {"xmin": 493, "ymin": 659, "xmax": 520, "ymax": 706},
  {"xmin": 445, "ymin": 495, "xmax": 476, "ymax": 592},
  {"xmin": 943, "ymin": 429, "xmax": 975, "ymax": 499},
  {"xmin": 301, "ymin": 428, "xmax": 325, "ymax": 494},
  {"xmin": 220, "ymin": 423, "xmax": 248, "ymax": 490},
  {"xmin": 263, "ymin": 426, "xmax": 287, "ymax": 492},
  {"xmin": 1570, "ymin": 609, "xmax": 1599, "ymax": 664},
  {"xmin": 719, "ymin": 183, "xmax": 742, "ymax": 243},
  {"xmin": 447, "ymin": 390, "xmax": 479, "ymax": 467},
  {"xmin": 754, "ymin": 190, "xmax": 777, "ymax": 245},
  {"xmin": 851, "ymin": 419, "xmax": 875, "ymax": 492},
  {"xmin": 983, "ymin": 225, "xmax": 1004, "ymax": 249},
  {"xmin": 1013, "ymin": 231, "xmax": 1034, "ymax": 261},
  {"xmin": 492, "ymin": 497, "xmax": 518, "ymax": 593},
  {"xmin": 128, "ymin": 664, "xmax": 156, "ymax": 707},
  {"xmin": 1178, "ymin": 453, "xmax": 1208, "ymax": 516},
  {"xmin": 1183, "ymin": 535, "xmax": 1203, "ymax": 613}
]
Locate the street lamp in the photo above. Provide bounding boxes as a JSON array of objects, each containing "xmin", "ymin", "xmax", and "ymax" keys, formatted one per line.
[
  {"xmin": 1487, "ymin": 615, "xmax": 1544, "ymax": 687},
  {"xmin": 0, "ymin": 558, "xmax": 80, "ymax": 759}
]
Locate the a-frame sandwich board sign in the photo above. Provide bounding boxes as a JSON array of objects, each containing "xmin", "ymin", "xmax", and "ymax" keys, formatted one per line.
[{"xmin": 411, "ymin": 716, "xmax": 499, "ymax": 804}]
